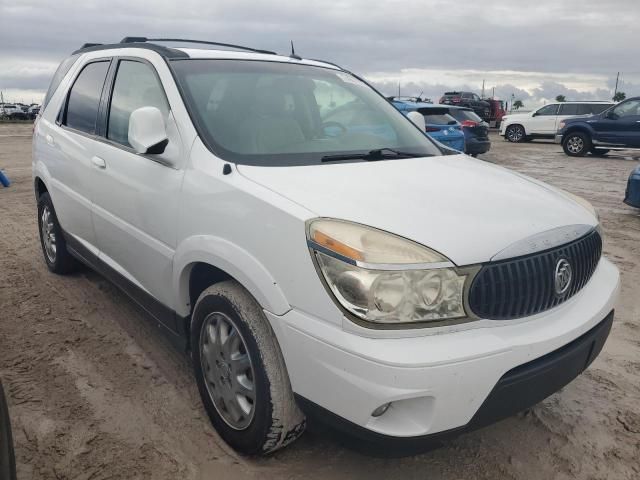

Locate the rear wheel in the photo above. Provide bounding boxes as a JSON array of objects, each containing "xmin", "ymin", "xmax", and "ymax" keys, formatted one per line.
[
  {"xmin": 505, "ymin": 124, "xmax": 526, "ymax": 143},
  {"xmin": 191, "ymin": 281, "xmax": 305, "ymax": 455},
  {"xmin": 37, "ymin": 192, "xmax": 80, "ymax": 274},
  {"xmin": 563, "ymin": 132, "xmax": 591, "ymax": 157}
]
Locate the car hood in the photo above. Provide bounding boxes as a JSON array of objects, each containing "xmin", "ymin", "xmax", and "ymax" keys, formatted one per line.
[
  {"xmin": 503, "ymin": 113, "xmax": 530, "ymax": 122},
  {"xmin": 563, "ymin": 114, "xmax": 600, "ymax": 125},
  {"xmin": 237, "ymin": 155, "xmax": 597, "ymax": 265}
]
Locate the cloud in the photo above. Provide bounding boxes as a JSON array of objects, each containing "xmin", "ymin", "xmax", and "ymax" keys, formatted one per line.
[{"xmin": 1, "ymin": 0, "xmax": 639, "ymax": 104}]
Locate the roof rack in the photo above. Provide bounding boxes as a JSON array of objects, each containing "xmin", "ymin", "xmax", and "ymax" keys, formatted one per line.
[
  {"xmin": 72, "ymin": 41, "xmax": 189, "ymax": 58},
  {"xmin": 120, "ymin": 37, "xmax": 277, "ymax": 55}
]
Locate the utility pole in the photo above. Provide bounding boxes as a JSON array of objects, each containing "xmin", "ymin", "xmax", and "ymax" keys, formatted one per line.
[
  {"xmin": 481, "ymin": 79, "xmax": 485, "ymax": 99},
  {"xmin": 398, "ymin": 81, "xmax": 401, "ymax": 98},
  {"xmin": 614, "ymin": 72, "xmax": 620, "ymax": 97}
]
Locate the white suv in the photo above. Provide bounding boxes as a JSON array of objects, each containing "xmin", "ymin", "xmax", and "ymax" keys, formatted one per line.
[
  {"xmin": 33, "ymin": 38, "xmax": 620, "ymax": 456},
  {"xmin": 500, "ymin": 101, "xmax": 613, "ymax": 143}
]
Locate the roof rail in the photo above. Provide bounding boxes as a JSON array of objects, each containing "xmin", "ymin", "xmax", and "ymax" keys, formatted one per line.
[
  {"xmin": 72, "ymin": 41, "xmax": 189, "ymax": 58},
  {"xmin": 120, "ymin": 37, "xmax": 277, "ymax": 55}
]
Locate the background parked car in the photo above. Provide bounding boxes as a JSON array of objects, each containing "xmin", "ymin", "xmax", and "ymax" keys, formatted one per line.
[
  {"xmin": 485, "ymin": 98, "xmax": 506, "ymax": 128},
  {"xmin": 0, "ymin": 104, "xmax": 28, "ymax": 120},
  {"xmin": 500, "ymin": 101, "xmax": 613, "ymax": 143},
  {"xmin": 625, "ymin": 165, "xmax": 640, "ymax": 208},
  {"xmin": 391, "ymin": 98, "xmax": 466, "ymax": 151},
  {"xmin": 556, "ymin": 97, "xmax": 640, "ymax": 156},
  {"xmin": 439, "ymin": 91, "xmax": 490, "ymax": 120},
  {"xmin": 446, "ymin": 106, "xmax": 491, "ymax": 156},
  {"xmin": 0, "ymin": 381, "xmax": 17, "ymax": 480},
  {"xmin": 28, "ymin": 105, "xmax": 41, "ymax": 119}
]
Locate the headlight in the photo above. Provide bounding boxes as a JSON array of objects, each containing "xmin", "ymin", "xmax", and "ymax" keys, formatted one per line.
[{"xmin": 307, "ymin": 219, "xmax": 469, "ymax": 326}]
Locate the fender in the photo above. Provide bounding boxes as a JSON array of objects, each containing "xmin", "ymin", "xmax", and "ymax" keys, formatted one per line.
[{"xmin": 173, "ymin": 235, "xmax": 291, "ymax": 318}]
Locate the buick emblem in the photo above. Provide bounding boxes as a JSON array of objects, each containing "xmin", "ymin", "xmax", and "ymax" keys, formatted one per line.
[{"xmin": 554, "ymin": 258, "xmax": 572, "ymax": 296}]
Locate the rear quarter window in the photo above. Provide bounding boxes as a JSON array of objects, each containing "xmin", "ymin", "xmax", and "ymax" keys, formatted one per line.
[
  {"xmin": 424, "ymin": 113, "xmax": 457, "ymax": 125},
  {"xmin": 42, "ymin": 54, "xmax": 80, "ymax": 112},
  {"xmin": 590, "ymin": 104, "xmax": 612, "ymax": 114}
]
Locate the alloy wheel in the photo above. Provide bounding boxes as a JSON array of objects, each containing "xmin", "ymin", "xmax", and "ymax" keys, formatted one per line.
[
  {"xmin": 41, "ymin": 205, "xmax": 57, "ymax": 263},
  {"xmin": 566, "ymin": 136, "xmax": 584, "ymax": 154},
  {"xmin": 200, "ymin": 312, "xmax": 256, "ymax": 430},
  {"xmin": 507, "ymin": 126, "xmax": 524, "ymax": 142}
]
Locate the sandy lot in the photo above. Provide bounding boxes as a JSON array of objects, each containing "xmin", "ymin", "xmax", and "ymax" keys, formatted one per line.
[{"xmin": 1, "ymin": 123, "xmax": 639, "ymax": 480}]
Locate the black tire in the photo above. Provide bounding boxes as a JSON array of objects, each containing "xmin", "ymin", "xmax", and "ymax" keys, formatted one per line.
[
  {"xmin": 563, "ymin": 132, "xmax": 591, "ymax": 157},
  {"xmin": 0, "ymin": 382, "xmax": 17, "ymax": 480},
  {"xmin": 591, "ymin": 148, "xmax": 609, "ymax": 156},
  {"xmin": 191, "ymin": 281, "xmax": 305, "ymax": 455},
  {"xmin": 37, "ymin": 192, "xmax": 80, "ymax": 274},
  {"xmin": 505, "ymin": 124, "xmax": 526, "ymax": 143}
]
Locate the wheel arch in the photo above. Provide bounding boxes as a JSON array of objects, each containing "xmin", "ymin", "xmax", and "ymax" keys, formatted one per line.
[
  {"xmin": 562, "ymin": 124, "xmax": 592, "ymax": 139},
  {"xmin": 173, "ymin": 236, "xmax": 291, "ymax": 320},
  {"xmin": 506, "ymin": 123, "xmax": 527, "ymax": 135},
  {"xmin": 34, "ymin": 176, "xmax": 49, "ymax": 199}
]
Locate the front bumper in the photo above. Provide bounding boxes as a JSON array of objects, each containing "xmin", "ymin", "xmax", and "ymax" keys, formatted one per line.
[
  {"xmin": 267, "ymin": 258, "xmax": 619, "ymax": 449},
  {"xmin": 297, "ymin": 311, "xmax": 613, "ymax": 455},
  {"xmin": 555, "ymin": 134, "xmax": 564, "ymax": 144}
]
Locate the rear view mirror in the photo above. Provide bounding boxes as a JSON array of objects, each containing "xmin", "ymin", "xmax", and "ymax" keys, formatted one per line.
[
  {"xmin": 128, "ymin": 107, "xmax": 169, "ymax": 154},
  {"xmin": 407, "ymin": 111, "xmax": 426, "ymax": 132}
]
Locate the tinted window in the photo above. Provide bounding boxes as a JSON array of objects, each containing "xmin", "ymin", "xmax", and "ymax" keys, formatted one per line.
[
  {"xmin": 559, "ymin": 104, "xmax": 579, "ymax": 115},
  {"xmin": 42, "ymin": 54, "xmax": 80, "ymax": 112},
  {"xmin": 65, "ymin": 61, "xmax": 109, "ymax": 135},
  {"xmin": 107, "ymin": 60, "xmax": 169, "ymax": 146},
  {"xmin": 424, "ymin": 114, "xmax": 457, "ymax": 125},
  {"xmin": 449, "ymin": 109, "xmax": 482, "ymax": 123},
  {"xmin": 535, "ymin": 104, "xmax": 559, "ymax": 116},
  {"xmin": 590, "ymin": 104, "xmax": 611, "ymax": 114},
  {"xmin": 612, "ymin": 99, "xmax": 640, "ymax": 118}
]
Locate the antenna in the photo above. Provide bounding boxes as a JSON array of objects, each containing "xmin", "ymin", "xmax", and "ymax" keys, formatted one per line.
[{"xmin": 289, "ymin": 41, "xmax": 302, "ymax": 60}]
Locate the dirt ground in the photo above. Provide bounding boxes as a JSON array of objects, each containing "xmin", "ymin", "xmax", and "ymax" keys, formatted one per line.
[{"xmin": 1, "ymin": 123, "xmax": 639, "ymax": 480}]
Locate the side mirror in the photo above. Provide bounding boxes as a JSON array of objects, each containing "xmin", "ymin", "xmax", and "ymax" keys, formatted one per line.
[
  {"xmin": 128, "ymin": 107, "xmax": 169, "ymax": 154},
  {"xmin": 606, "ymin": 110, "xmax": 618, "ymax": 120},
  {"xmin": 407, "ymin": 111, "xmax": 426, "ymax": 132}
]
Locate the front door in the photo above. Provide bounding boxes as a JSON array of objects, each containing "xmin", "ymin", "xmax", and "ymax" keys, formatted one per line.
[
  {"xmin": 89, "ymin": 59, "xmax": 185, "ymax": 326},
  {"xmin": 592, "ymin": 99, "xmax": 640, "ymax": 147},
  {"xmin": 527, "ymin": 104, "xmax": 560, "ymax": 134}
]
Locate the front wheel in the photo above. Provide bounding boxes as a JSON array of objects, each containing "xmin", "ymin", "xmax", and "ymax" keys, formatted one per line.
[
  {"xmin": 191, "ymin": 281, "xmax": 305, "ymax": 455},
  {"xmin": 563, "ymin": 132, "xmax": 591, "ymax": 157},
  {"xmin": 505, "ymin": 124, "xmax": 526, "ymax": 143}
]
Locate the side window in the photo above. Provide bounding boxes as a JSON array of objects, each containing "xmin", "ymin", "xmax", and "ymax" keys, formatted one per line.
[
  {"xmin": 559, "ymin": 104, "xmax": 579, "ymax": 115},
  {"xmin": 64, "ymin": 61, "xmax": 110, "ymax": 135},
  {"xmin": 107, "ymin": 60, "xmax": 170, "ymax": 147},
  {"xmin": 535, "ymin": 104, "xmax": 560, "ymax": 116},
  {"xmin": 576, "ymin": 104, "xmax": 592, "ymax": 115},
  {"xmin": 590, "ymin": 104, "xmax": 611, "ymax": 114},
  {"xmin": 612, "ymin": 99, "xmax": 640, "ymax": 119}
]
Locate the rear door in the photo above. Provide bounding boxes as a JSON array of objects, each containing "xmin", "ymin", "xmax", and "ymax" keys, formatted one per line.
[
  {"xmin": 47, "ymin": 59, "xmax": 111, "ymax": 254},
  {"xmin": 89, "ymin": 58, "xmax": 186, "ymax": 326},
  {"xmin": 527, "ymin": 104, "xmax": 560, "ymax": 134}
]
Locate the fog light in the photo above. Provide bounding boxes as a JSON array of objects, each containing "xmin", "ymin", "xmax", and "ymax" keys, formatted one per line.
[{"xmin": 371, "ymin": 402, "xmax": 391, "ymax": 417}]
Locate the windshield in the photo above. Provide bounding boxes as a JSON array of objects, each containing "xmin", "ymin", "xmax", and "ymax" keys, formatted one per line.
[{"xmin": 171, "ymin": 60, "xmax": 442, "ymax": 166}]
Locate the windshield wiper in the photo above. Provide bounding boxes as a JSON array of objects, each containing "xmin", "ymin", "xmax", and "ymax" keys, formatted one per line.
[{"xmin": 321, "ymin": 148, "xmax": 424, "ymax": 162}]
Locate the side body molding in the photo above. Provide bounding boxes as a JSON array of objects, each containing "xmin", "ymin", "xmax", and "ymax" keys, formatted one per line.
[{"xmin": 173, "ymin": 235, "xmax": 291, "ymax": 317}]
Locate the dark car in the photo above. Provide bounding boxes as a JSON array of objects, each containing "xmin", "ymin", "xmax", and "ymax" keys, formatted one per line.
[
  {"xmin": 624, "ymin": 165, "xmax": 640, "ymax": 208},
  {"xmin": 555, "ymin": 97, "xmax": 640, "ymax": 156},
  {"xmin": 446, "ymin": 106, "xmax": 491, "ymax": 156},
  {"xmin": 439, "ymin": 91, "xmax": 490, "ymax": 119},
  {"xmin": 0, "ymin": 381, "xmax": 16, "ymax": 480}
]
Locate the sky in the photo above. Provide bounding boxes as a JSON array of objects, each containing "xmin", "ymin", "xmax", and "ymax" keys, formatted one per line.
[{"xmin": 1, "ymin": 0, "xmax": 639, "ymax": 107}]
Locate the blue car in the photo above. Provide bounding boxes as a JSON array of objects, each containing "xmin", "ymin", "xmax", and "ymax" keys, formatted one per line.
[
  {"xmin": 390, "ymin": 98, "xmax": 466, "ymax": 152},
  {"xmin": 625, "ymin": 165, "xmax": 640, "ymax": 208}
]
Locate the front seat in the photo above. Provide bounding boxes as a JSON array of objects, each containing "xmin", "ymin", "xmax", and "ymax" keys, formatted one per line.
[{"xmin": 239, "ymin": 84, "xmax": 306, "ymax": 154}]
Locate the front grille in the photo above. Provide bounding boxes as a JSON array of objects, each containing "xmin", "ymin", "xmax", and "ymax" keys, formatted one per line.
[{"xmin": 469, "ymin": 230, "xmax": 602, "ymax": 320}]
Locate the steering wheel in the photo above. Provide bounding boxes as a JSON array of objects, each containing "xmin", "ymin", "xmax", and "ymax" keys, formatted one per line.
[{"xmin": 322, "ymin": 121, "xmax": 348, "ymax": 138}]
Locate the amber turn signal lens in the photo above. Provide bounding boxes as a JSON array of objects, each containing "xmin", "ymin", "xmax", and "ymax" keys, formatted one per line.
[{"xmin": 312, "ymin": 230, "xmax": 364, "ymax": 261}]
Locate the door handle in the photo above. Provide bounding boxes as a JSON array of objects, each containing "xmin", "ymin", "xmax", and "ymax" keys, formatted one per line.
[
  {"xmin": 91, "ymin": 156, "xmax": 106, "ymax": 169},
  {"xmin": 45, "ymin": 134, "xmax": 54, "ymax": 146}
]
